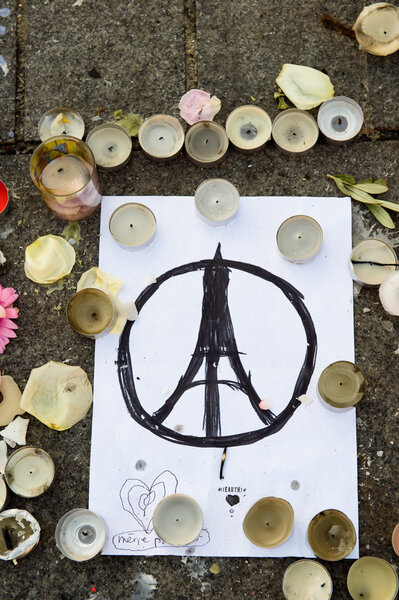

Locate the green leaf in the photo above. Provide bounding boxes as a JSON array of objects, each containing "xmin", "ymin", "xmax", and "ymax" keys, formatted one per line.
[
  {"xmin": 379, "ymin": 200, "xmax": 399, "ymax": 212},
  {"xmin": 354, "ymin": 182, "xmax": 389, "ymax": 194},
  {"xmin": 274, "ymin": 91, "xmax": 283, "ymax": 99},
  {"xmin": 345, "ymin": 185, "xmax": 380, "ymax": 205},
  {"xmin": 277, "ymin": 96, "xmax": 289, "ymax": 110},
  {"xmin": 333, "ymin": 174, "xmax": 356, "ymax": 185},
  {"xmin": 327, "ymin": 175, "xmax": 351, "ymax": 196},
  {"xmin": 366, "ymin": 203, "xmax": 395, "ymax": 229},
  {"xmin": 357, "ymin": 178, "xmax": 373, "ymax": 184},
  {"xmin": 374, "ymin": 178, "xmax": 387, "ymax": 186}
]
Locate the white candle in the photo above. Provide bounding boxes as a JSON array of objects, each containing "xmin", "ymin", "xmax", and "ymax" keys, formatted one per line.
[
  {"xmin": 283, "ymin": 560, "xmax": 333, "ymax": 600},
  {"xmin": 185, "ymin": 121, "xmax": 229, "ymax": 166},
  {"xmin": 138, "ymin": 114, "xmax": 184, "ymax": 160},
  {"xmin": 277, "ymin": 215, "xmax": 323, "ymax": 263},
  {"xmin": 353, "ymin": 3, "xmax": 399, "ymax": 56},
  {"xmin": 347, "ymin": 557, "xmax": 398, "ymax": 600},
  {"xmin": 195, "ymin": 178, "xmax": 239, "ymax": 225},
  {"xmin": 350, "ymin": 239, "xmax": 397, "ymax": 286},
  {"xmin": 272, "ymin": 109, "xmax": 319, "ymax": 154},
  {"xmin": 55, "ymin": 508, "xmax": 106, "ymax": 561},
  {"xmin": 243, "ymin": 497, "xmax": 294, "ymax": 548},
  {"xmin": 4, "ymin": 446, "xmax": 55, "ymax": 498},
  {"xmin": 153, "ymin": 494, "xmax": 203, "ymax": 546},
  {"xmin": 0, "ymin": 476, "xmax": 8, "ymax": 511},
  {"xmin": 38, "ymin": 107, "xmax": 85, "ymax": 142},
  {"xmin": 318, "ymin": 97, "xmax": 363, "ymax": 143},
  {"xmin": 307, "ymin": 509, "xmax": 356, "ymax": 560},
  {"xmin": 109, "ymin": 202, "xmax": 157, "ymax": 249},
  {"xmin": 41, "ymin": 155, "xmax": 91, "ymax": 195},
  {"xmin": 86, "ymin": 123, "xmax": 132, "ymax": 170},
  {"xmin": 318, "ymin": 361, "xmax": 366, "ymax": 409},
  {"xmin": 0, "ymin": 509, "xmax": 41, "ymax": 562},
  {"xmin": 67, "ymin": 288, "xmax": 116, "ymax": 339},
  {"xmin": 225, "ymin": 105, "xmax": 272, "ymax": 152}
]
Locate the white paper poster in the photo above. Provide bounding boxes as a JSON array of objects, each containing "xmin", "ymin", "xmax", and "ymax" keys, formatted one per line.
[{"xmin": 89, "ymin": 195, "xmax": 358, "ymax": 558}]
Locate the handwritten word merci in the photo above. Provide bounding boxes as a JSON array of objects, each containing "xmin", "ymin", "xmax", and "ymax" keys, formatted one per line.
[{"xmin": 113, "ymin": 529, "xmax": 210, "ymax": 552}]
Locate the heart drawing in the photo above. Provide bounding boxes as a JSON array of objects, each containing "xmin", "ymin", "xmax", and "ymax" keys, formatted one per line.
[{"xmin": 119, "ymin": 470, "xmax": 178, "ymax": 533}]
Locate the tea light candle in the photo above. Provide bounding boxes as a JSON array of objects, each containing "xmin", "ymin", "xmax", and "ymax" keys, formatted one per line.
[
  {"xmin": 0, "ymin": 509, "xmax": 40, "ymax": 562},
  {"xmin": 350, "ymin": 239, "xmax": 397, "ymax": 286},
  {"xmin": 283, "ymin": 560, "xmax": 333, "ymax": 600},
  {"xmin": 138, "ymin": 114, "xmax": 184, "ymax": 161},
  {"xmin": 242, "ymin": 497, "xmax": 294, "ymax": 548},
  {"xmin": 185, "ymin": 121, "xmax": 229, "ymax": 167},
  {"xmin": 392, "ymin": 523, "xmax": 399, "ymax": 555},
  {"xmin": 86, "ymin": 123, "xmax": 132, "ymax": 171},
  {"xmin": 225, "ymin": 105, "xmax": 272, "ymax": 152},
  {"xmin": 38, "ymin": 107, "xmax": 85, "ymax": 142},
  {"xmin": 272, "ymin": 109, "xmax": 318, "ymax": 154},
  {"xmin": 4, "ymin": 446, "xmax": 55, "ymax": 498},
  {"xmin": 0, "ymin": 180, "xmax": 9, "ymax": 218},
  {"xmin": 318, "ymin": 97, "xmax": 363, "ymax": 143},
  {"xmin": 0, "ymin": 476, "xmax": 9, "ymax": 512},
  {"xmin": 347, "ymin": 557, "xmax": 399, "ymax": 600},
  {"xmin": 30, "ymin": 137, "xmax": 101, "ymax": 221},
  {"xmin": 318, "ymin": 361, "xmax": 365, "ymax": 409},
  {"xmin": 109, "ymin": 202, "xmax": 157, "ymax": 249},
  {"xmin": 67, "ymin": 288, "xmax": 116, "ymax": 339},
  {"xmin": 353, "ymin": 3, "xmax": 399, "ymax": 56},
  {"xmin": 153, "ymin": 494, "xmax": 203, "ymax": 546},
  {"xmin": 55, "ymin": 508, "xmax": 106, "ymax": 561},
  {"xmin": 195, "ymin": 178, "xmax": 240, "ymax": 225},
  {"xmin": 276, "ymin": 215, "xmax": 323, "ymax": 263},
  {"xmin": 307, "ymin": 509, "xmax": 356, "ymax": 561}
]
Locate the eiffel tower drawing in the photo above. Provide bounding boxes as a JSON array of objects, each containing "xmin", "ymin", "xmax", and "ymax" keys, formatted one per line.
[
  {"xmin": 118, "ymin": 243, "xmax": 317, "ymax": 448},
  {"xmin": 152, "ymin": 244, "xmax": 276, "ymax": 437}
]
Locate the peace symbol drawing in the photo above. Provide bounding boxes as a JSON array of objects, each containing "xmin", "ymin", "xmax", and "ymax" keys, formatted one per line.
[{"xmin": 118, "ymin": 244, "xmax": 317, "ymax": 448}]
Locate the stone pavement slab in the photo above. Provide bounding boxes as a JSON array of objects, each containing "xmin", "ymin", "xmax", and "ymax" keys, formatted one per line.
[
  {"xmin": 0, "ymin": 0, "xmax": 16, "ymax": 142},
  {"xmin": 197, "ymin": 1, "xmax": 366, "ymax": 125},
  {"xmin": 0, "ymin": 140, "xmax": 399, "ymax": 598},
  {"xmin": 367, "ymin": 50, "xmax": 399, "ymax": 130},
  {"xmin": 24, "ymin": 0, "xmax": 186, "ymax": 141}
]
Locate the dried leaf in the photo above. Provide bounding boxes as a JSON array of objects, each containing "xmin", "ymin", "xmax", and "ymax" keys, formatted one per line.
[
  {"xmin": 354, "ymin": 182, "xmax": 389, "ymax": 194},
  {"xmin": 378, "ymin": 200, "xmax": 399, "ymax": 213},
  {"xmin": 366, "ymin": 203, "xmax": 395, "ymax": 229},
  {"xmin": 277, "ymin": 96, "xmax": 290, "ymax": 110},
  {"xmin": 346, "ymin": 185, "xmax": 380, "ymax": 205},
  {"xmin": 334, "ymin": 174, "xmax": 356, "ymax": 185}
]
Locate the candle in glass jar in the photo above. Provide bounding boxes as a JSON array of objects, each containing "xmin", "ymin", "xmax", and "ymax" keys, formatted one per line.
[
  {"xmin": 30, "ymin": 137, "xmax": 102, "ymax": 221},
  {"xmin": 350, "ymin": 239, "xmax": 397, "ymax": 286},
  {"xmin": 138, "ymin": 114, "xmax": 184, "ymax": 161},
  {"xmin": 272, "ymin": 109, "xmax": 319, "ymax": 154},
  {"xmin": 109, "ymin": 202, "xmax": 157, "ymax": 249},
  {"xmin": 4, "ymin": 446, "xmax": 55, "ymax": 498},
  {"xmin": 347, "ymin": 557, "xmax": 398, "ymax": 600},
  {"xmin": 283, "ymin": 560, "xmax": 333, "ymax": 600},
  {"xmin": 38, "ymin": 107, "xmax": 85, "ymax": 142},
  {"xmin": 195, "ymin": 178, "xmax": 240, "ymax": 225},
  {"xmin": 185, "ymin": 121, "xmax": 229, "ymax": 167},
  {"xmin": 276, "ymin": 215, "xmax": 323, "ymax": 263},
  {"xmin": 225, "ymin": 105, "xmax": 272, "ymax": 152},
  {"xmin": 307, "ymin": 509, "xmax": 356, "ymax": 560},
  {"xmin": 318, "ymin": 97, "xmax": 363, "ymax": 143},
  {"xmin": 318, "ymin": 361, "xmax": 365, "ymax": 409},
  {"xmin": 153, "ymin": 494, "xmax": 203, "ymax": 546},
  {"xmin": 55, "ymin": 508, "xmax": 106, "ymax": 561},
  {"xmin": 86, "ymin": 123, "xmax": 132, "ymax": 171},
  {"xmin": 67, "ymin": 288, "xmax": 116, "ymax": 339},
  {"xmin": 242, "ymin": 497, "xmax": 294, "ymax": 548}
]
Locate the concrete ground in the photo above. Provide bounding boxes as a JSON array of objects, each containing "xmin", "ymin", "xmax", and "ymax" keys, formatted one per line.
[{"xmin": 0, "ymin": 1, "xmax": 399, "ymax": 598}]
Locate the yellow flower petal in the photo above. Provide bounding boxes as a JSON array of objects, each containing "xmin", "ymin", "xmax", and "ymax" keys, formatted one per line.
[
  {"xmin": 276, "ymin": 64, "xmax": 334, "ymax": 110},
  {"xmin": 24, "ymin": 235, "xmax": 75, "ymax": 284}
]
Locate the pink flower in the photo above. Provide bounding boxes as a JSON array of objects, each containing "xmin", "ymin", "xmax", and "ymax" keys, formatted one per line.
[
  {"xmin": 0, "ymin": 285, "xmax": 18, "ymax": 354},
  {"xmin": 179, "ymin": 89, "xmax": 222, "ymax": 125}
]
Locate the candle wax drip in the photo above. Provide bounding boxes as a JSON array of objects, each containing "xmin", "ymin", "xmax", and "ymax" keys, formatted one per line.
[
  {"xmin": 331, "ymin": 115, "xmax": 348, "ymax": 132},
  {"xmin": 240, "ymin": 123, "xmax": 257, "ymax": 140}
]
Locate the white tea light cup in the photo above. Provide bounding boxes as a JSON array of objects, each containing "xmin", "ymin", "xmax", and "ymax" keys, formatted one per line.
[{"xmin": 153, "ymin": 494, "xmax": 203, "ymax": 546}]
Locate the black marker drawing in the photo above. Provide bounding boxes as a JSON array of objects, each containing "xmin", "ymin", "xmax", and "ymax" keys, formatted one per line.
[
  {"xmin": 118, "ymin": 244, "xmax": 317, "ymax": 448},
  {"xmin": 113, "ymin": 470, "xmax": 210, "ymax": 552}
]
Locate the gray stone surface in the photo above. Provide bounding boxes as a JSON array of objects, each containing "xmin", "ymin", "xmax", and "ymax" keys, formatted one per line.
[
  {"xmin": 24, "ymin": 0, "xmax": 186, "ymax": 141},
  {"xmin": 197, "ymin": 1, "xmax": 366, "ymax": 126},
  {"xmin": 0, "ymin": 0, "xmax": 16, "ymax": 142},
  {"xmin": 367, "ymin": 50, "xmax": 399, "ymax": 130},
  {"xmin": 1, "ymin": 140, "xmax": 399, "ymax": 598}
]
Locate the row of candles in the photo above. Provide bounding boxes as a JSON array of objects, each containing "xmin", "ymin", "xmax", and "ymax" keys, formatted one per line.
[{"xmin": 1, "ymin": 459, "xmax": 399, "ymax": 600}]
